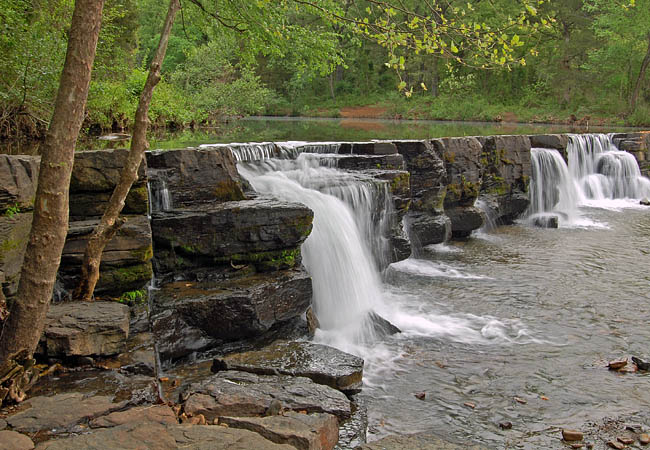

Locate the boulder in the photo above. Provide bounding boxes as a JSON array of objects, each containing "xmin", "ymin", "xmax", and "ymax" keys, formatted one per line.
[
  {"xmin": 406, "ymin": 212, "xmax": 452, "ymax": 247},
  {"xmin": 529, "ymin": 134, "xmax": 569, "ymax": 152},
  {"xmin": 351, "ymin": 141, "xmax": 398, "ymax": 155},
  {"xmin": 0, "ymin": 213, "xmax": 32, "ymax": 300},
  {"xmin": 219, "ymin": 412, "xmax": 339, "ymax": 450},
  {"xmin": 432, "ymin": 137, "xmax": 483, "ymax": 207},
  {"xmin": 640, "ymin": 197, "xmax": 650, "ymax": 206},
  {"xmin": 532, "ymin": 214, "xmax": 559, "ymax": 229},
  {"xmin": 0, "ymin": 155, "xmax": 39, "ymax": 212},
  {"xmin": 181, "ymin": 370, "xmax": 351, "ymax": 421},
  {"xmin": 335, "ymin": 154, "xmax": 405, "ymax": 171},
  {"xmin": 146, "ymin": 147, "xmax": 245, "ymax": 207},
  {"xmin": 151, "ymin": 270, "xmax": 312, "ymax": 360},
  {"xmin": 213, "ymin": 340, "xmax": 363, "ymax": 392},
  {"xmin": 6, "ymin": 393, "xmax": 127, "ymax": 434},
  {"xmin": 35, "ymin": 423, "xmax": 294, "ymax": 450},
  {"xmin": 445, "ymin": 206, "xmax": 485, "ymax": 238},
  {"xmin": 90, "ymin": 405, "xmax": 177, "ymax": 428},
  {"xmin": 393, "ymin": 140, "xmax": 447, "ymax": 214},
  {"xmin": 60, "ymin": 215, "xmax": 153, "ymax": 295},
  {"xmin": 40, "ymin": 301, "xmax": 129, "ymax": 357},
  {"xmin": 152, "ymin": 199, "xmax": 313, "ymax": 275},
  {"xmin": 69, "ymin": 186, "xmax": 148, "ymax": 217},
  {"xmin": 0, "ymin": 430, "xmax": 34, "ymax": 450}
]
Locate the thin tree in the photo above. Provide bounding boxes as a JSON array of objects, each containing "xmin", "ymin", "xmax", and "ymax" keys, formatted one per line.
[
  {"xmin": 74, "ymin": 0, "xmax": 181, "ymax": 302},
  {"xmin": 0, "ymin": 0, "xmax": 105, "ymax": 402}
]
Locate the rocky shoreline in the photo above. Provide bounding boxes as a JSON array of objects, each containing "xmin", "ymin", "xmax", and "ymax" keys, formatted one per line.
[{"xmin": 0, "ymin": 131, "xmax": 648, "ymax": 449}]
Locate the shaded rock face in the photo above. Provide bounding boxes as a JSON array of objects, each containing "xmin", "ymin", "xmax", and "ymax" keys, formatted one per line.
[
  {"xmin": 152, "ymin": 199, "xmax": 313, "ymax": 277},
  {"xmin": 393, "ymin": 140, "xmax": 447, "ymax": 215},
  {"xmin": 146, "ymin": 147, "xmax": 246, "ymax": 207},
  {"xmin": 529, "ymin": 134, "xmax": 569, "ymax": 152},
  {"xmin": 39, "ymin": 301, "xmax": 129, "ymax": 357},
  {"xmin": 348, "ymin": 141, "xmax": 398, "ymax": 156},
  {"xmin": 181, "ymin": 370, "xmax": 352, "ymax": 421},
  {"xmin": 480, "ymin": 135, "xmax": 532, "ymax": 224},
  {"xmin": 334, "ymin": 154, "xmax": 405, "ymax": 171},
  {"xmin": 151, "ymin": 270, "xmax": 313, "ymax": 362},
  {"xmin": 69, "ymin": 149, "xmax": 147, "ymax": 218},
  {"xmin": 213, "ymin": 340, "xmax": 364, "ymax": 392},
  {"xmin": 0, "ymin": 155, "xmax": 39, "ymax": 213},
  {"xmin": 612, "ymin": 132, "xmax": 650, "ymax": 177},
  {"xmin": 0, "ymin": 213, "xmax": 32, "ymax": 302},
  {"xmin": 406, "ymin": 212, "xmax": 452, "ymax": 247},
  {"xmin": 433, "ymin": 137, "xmax": 483, "ymax": 208},
  {"xmin": 59, "ymin": 215, "xmax": 153, "ymax": 295},
  {"xmin": 445, "ymin": 206, "xmax": 486, "ymax": 238}
]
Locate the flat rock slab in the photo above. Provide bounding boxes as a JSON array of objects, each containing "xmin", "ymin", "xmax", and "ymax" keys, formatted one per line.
[
  {"xmin": 182, "ymin": 370, "xmax": 351, "ymax": 421},
  {"xmin": 214, "ymin": 341, "xmax": 363, "ymax": 392},
  {"xmin": 7, "ymin": 393, "xmax": 127, "ymax": 433},
  {"xmin": 220, "ymin": 412, "xmax": 339, "ymax": 450},
  {"xmin": 40, "ymin": 301, "xmax": 129, "ymax": 357},
  {"xmin": 359, "ymin": 433, "xmax": 486, "ymax": 450},
  {"xmin": 0, "ymin": 430, "xmax": 35, "ymax": 450},
  {"xmin": 90, "ymin": 405, "xmax": 177, "ymax": 428},
  {"xmin": 35, "ymin": 423, "xmax": 293, "ymax": 450}
]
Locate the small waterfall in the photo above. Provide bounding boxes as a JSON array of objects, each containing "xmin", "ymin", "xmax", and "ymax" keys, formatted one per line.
[
  {"xmin": 149, "ymin": 177, "xmax": 172, "ymax": 213},
  {"xmin": 238, "ymin": 155, "xmax": 389, "ymax": 347},
  {"xmin": 199, "ymin": 142, "xmax": 277, "ymax": 162},
  {"xmin": 276, "ymin": 142, "xmax": 342, "ymax": 160},
  {"xmin": 529, "ymin": 134, "xmax": 650, "ymax": 226},
  {"xmin": 475, "ymin": 198, "xmax": 499, "ymax": 232}
]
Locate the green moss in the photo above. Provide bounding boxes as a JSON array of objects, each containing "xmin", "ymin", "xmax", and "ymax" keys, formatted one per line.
[
  {"xmin": 226, "ymin": 248, "xmax": 302, "ymax": 272},
  {"xmin": 130, "ymin": 244, "xmax": 153, "ymax": 262},
  {"xmin": 213, "ymin": 180, "xmax": 245, "ymax": 201},
  {"xmin": 117, "ymin": 288, "xmax": 147, "ymax": 305},
  {"xmin": 389, "ymin": 172, "xmax": 410, "ymax": 193},
  {"xmin": 98, "ymin": 262, "xmax": 153, "ymax": 294},
  {"xmin": 125, "ymin": 185, "xmax": 148, "ymax": 214},
  {"xmin": 443, "ymin": 151, "xmax": 456, "ymax": 164}
]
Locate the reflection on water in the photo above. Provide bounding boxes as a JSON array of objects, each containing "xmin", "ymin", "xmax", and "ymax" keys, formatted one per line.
[{"xmin": 1, "ymin": 116, "xmax": 640, "ymax": 155}]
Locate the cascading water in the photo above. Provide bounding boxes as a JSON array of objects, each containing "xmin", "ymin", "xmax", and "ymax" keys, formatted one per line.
[
  {"xmin": 528, "ymin": 134, "xmax": 650, "ymax": 226},
  {"xmin": 238, "ymin": 155, "xmax": 387, "ymax": 350}
]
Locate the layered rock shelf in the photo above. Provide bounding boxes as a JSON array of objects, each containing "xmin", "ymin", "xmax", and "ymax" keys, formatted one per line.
[{"xmin": 1, "ymin": 131, "xmax": 647, "ymax": 449}]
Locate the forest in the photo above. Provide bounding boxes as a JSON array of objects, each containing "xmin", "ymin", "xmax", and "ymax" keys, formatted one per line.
[{"xmin": 1, "ymin": 0, "xmax": 649, "ymax": 139}]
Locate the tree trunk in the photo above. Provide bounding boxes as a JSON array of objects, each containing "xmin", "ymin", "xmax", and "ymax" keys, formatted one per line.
[
  {"xmin": 629, "ymin": 33, "xmax": 650, "ymax": 113},
  {"xmin": 0, "ymin": 0, "xmax": 104, "ymax": 373},
  {"xmin": 73, "ymin": 0, "xmax": 180, "ymax": 302}
]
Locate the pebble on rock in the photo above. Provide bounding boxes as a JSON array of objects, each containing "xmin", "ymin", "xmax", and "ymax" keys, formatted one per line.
[
  {"xmin": 640, "ymin": 434, "xmax": 650, "ymax": 445},
  {"xmin": 499, "ymin": 422, "xmax": 512, "ymax": 430},
  {"xmin": 608, "ymin": 359, "xmax": 627, "ymax": 370},
  {"xmin": 607, "ymin": 440, "xmax": 625, "ymax": 449},
  {"xmin": 414, "ymin": 392, "xmax": 426, "ymax": 400},
  {"xmin": 463, "ymin": 402, "xmax": 476, "ymax": 409},
  {"xmin": 618, "ymin": 436, "xmax": 634, "ymax": 445},
  {"xmin": 514, "ymin": 397, "xmax": 527, "ymax": 404},
  {"xmin": 562, "ymin": 429, "xmax": 584, "ymax": 442},
  {"xmin": 571, "ymin": 444, "xmax": 584, "ymax": 449}
]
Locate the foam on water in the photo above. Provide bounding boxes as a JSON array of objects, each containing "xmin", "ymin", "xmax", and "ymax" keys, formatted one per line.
[{"xmin": 387, "ymin": 258, "xmax": 489, "ymax": 280}]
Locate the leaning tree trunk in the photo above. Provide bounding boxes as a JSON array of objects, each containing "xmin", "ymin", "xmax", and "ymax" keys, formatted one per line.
[
  {"xmin": 0, "ymin": 0, "xmax": 104, "ymax": 397},
  {"xmin": 629, "ymin": 32, "xmax": 650, "ymax": 113},
  {"xmin": 73, "ymin": 0, "xmax": 180, "ymax": 302}
]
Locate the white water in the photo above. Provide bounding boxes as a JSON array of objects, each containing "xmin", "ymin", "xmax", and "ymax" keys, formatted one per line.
[{"xmin": 528, "ymin": 134, "xmax": 650, "ymax": 226}]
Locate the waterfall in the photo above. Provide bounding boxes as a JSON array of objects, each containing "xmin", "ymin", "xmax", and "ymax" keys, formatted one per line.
[
  {"xmin": 199, "ymin": 141, "xmax": 342, "ymax": 162},
  {"xmin": 529, "ymin": 134, "xmax": 650, "ymax": 226},
  {"xmin": 148, "ymin": 176, "xmax": 172, "ymax": 213},
  {"xmin": 238, "ymin": 154, "xmax": 390, "ymax": 347}
]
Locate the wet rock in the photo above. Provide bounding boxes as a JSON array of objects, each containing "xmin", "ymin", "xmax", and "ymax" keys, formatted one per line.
[
  {"xmin": 406, "ymin": 212, "xmax": 452, "ymax": 247},
  {"xmin": 414, "ymin": 392, "xmax": 426, "ymax": 400},
  {"xmin": 499, "ymin": 422, "xmax": 512, "ymax": 430},
  {"xmin": 640, "ymin": 433, "xmax": 650, "ymax": 445},
  {"xmin": 151, "ymin": 198, "xmax": 313, "ymax": 275},
  {"xmin": 306, "ymin": 306, "xmax": 320, "ymax": 336},
  {"xmin": 533, "ymin": 214, "xmax": 559, "ymax": 229},
  {"xmin": 358, "ymin": 432, "xmax": 486, "ymax": 449},
  {"xmin": 40, "ymin": 301, "xmax": 129, "ymax": 357},
  {"xmin": 607, "ymin": 440, "xmax": 625, "ymax": 449},
  {"xmin": 351, "ymin": 141, "xmax": 398, "ymax": 156},
  {"xmin": 151, "ymin": 270, "xmax": 312, "ymax": 361},
  {"xmin": 608, "ymin": 359, "xmax": 627, "ymax": 370},
  {"xmin": 59, "ymin": 215, "xmax": 153, "ymax": 295},
  {"xmin": 529, "ymin": 134, "xmax": 569, "ymax": 152},
  {"xmin": 445, "ymin": 206, "xmax": 485, "ymax": 238},
  {"xmin": 632, "ymin": 357, "xmax": 650, "ymax": 370},
  {"xmin": 212, "ymin": 340, "xmax": 363, "ymax": 392},
  {"xmin": 89, "ymin": 405, "xmax": 178, "ymax": 428},
  {"xmin": 393, "ymin": 140, "xmax": 447, "ymax": 215},
  {"xmin": 35, "ymin": 422, "xmax": 293, "ymax": 450},
  {"xmin": 0, "ymin": 430, "xmax": 35, "ymax": 450},
  {"xmin": 181, "ymin": 370, "xmax": 351, "ymax": 421},
  {"xmin": 0, "ymin": 154, "xmax": 39, "ymax": 212},
  {"xmin": 366, "ymin": 311, "xmax": 401, "ymax": 338},
  {"xmin": 562, "ymin": 429, "xmax": 584, "ymax": 441},
  {"xmin": 146, "ymin": 147, "xmax": 245, "ymax": 207},
  {"xmin": 513, "ymin": 397, "xmax": 527, "ymax": 405},
  {"xmin": 640, "ymin": 197, "xmax": 650, "ymax": 206},
  {"xmin": 219, "ymin": 412, "xmax": 339, "ymax": 450},
  {"xmin": 463, "ymin": 402, "xmax": 476, "ymax": 409},
  {"xmin": 335, "ymin": 154, "xmax": 405, "ymax": 171},
  {"xmin": 0, "ymin": 212, "xmax": 32, "ymax": 301},
  {"xmin": 618, "ymin": 436, "xmax": 635, "ymax": 445},
  {"xmin": 6, "ymin": 392, "xmax": 127, "ymax": 434}
]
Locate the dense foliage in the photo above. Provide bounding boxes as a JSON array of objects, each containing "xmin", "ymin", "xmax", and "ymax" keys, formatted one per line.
[{"xmin": 1, "ymin": 0, "xmax": 649, "ymax": 139}]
